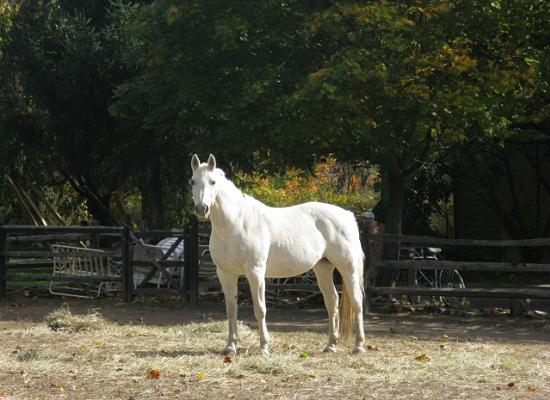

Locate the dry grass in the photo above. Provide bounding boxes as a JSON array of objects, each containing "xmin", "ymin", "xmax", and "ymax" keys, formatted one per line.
[
  {"xmin": 45, "ymin": 306, "xmax": 108, "ymax": 332},
  {"xmin": 0, "ymin": 304, "xmax": 549, "ymax": 400}
]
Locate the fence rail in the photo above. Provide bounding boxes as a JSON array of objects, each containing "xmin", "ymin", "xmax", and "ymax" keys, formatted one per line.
[
  {"xmin": 369, "ymin": 260, "xmax": 550, "ymax": 273},
  {"xmin": 365, "ymin": 233, "xmax": 550, "ymax": 247},
  {"xmin": 367, "ymin": 286, "xmax": 550, "ymax": 299}
]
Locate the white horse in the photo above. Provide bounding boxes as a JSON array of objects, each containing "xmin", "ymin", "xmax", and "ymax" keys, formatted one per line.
[{"xmin": 191, "ymin": 154, "xmax": 365, "ymax": 354}]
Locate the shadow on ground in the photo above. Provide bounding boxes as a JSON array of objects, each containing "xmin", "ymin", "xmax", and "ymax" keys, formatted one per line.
[{"xmin": 1, "ymin": 292, "xmax": 549, "ymax": 344}]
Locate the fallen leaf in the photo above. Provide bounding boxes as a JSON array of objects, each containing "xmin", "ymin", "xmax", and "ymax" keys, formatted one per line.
[
  {"xmin": 223, "ymin": 356, "xmax": 232, "ymax": 364},
  {"xmin": 507, "ymin": 382, "xmax": 515, "ymax": 388},
  {"xmin": 367, "ymin": 345, "xmax": 380, "ymax": 351},
  {"xmin": 236, "ymin": 374, "xmax": 245, "ymax": 379},
  {"xmin": 196, "ymin": 372, "xmax": 206, "ymax": 381},
  {"xmin": 414, "ymin": 354, "xmax": 431, "ymax": 362},
  {"xmin": 439, "ymin": 344, "xmax": 447, "ymax": 350},
  {"xmin": 298, "ymin": 351, "xmax": 309, "ymax": 359},
  {"xmin": 146, "ymin": 369, "xmax": 161, "ymax": 380},
  {"xmin": 527, "ymin": 385, "xmax": 536, "ymax": 392}
]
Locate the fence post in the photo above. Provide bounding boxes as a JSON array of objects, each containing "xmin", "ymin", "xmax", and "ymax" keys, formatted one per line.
[
  {"xmin": 363, "ymin": 218, "xmax": 382, "ymax": 313},
  {"xmin": 184, "ymin": 222, "xmax": 190, "ymax": 300},
  {"xmin": 0, "ymin": 226, "xmax": 6, "ymax": 299},
  {"xmin": 187, "ymin": 216, "xmax": 199, "ymax": 303},
  {"xmin": 121, "ymin": 225, "xmax": 133, "ymax": 302}
]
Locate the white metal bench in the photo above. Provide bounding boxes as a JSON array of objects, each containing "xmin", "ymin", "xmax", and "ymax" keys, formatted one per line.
[{"xmin": 50, "ymin": 244, "xmax": 121, "ymax": 298}]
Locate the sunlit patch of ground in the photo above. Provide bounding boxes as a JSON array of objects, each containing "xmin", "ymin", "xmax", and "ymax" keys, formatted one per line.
[{"xmin": 0, "ymin": 298, "xmax": 548, "ymax": 399}]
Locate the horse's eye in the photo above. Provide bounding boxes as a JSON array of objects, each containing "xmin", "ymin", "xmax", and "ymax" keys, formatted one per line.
[
  {"xmin": 209, "ymin": 179, "xmax": 216, "ymax": 185},
  {"xmin": 190, "ymin": 179, "xmax": 195, "ymax": 186}
]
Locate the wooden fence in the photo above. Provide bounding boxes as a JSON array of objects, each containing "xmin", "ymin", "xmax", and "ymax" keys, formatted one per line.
[
  {"xmin": 363, "ymin": 228, "xmax": 550, "ymax": 311},
  {"xmin": 0, "ymin": 219, "xmax": 200, "ymax": 302},
  {"xmin": 2, "ymin": 220, "xmax": 549, "ymax": 308}
]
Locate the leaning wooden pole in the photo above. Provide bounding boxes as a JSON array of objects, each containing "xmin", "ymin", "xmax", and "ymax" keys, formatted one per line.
[
  {"xmin": 5, "ymin": 176, "xmax": 39, "ymax": 225},
  {"xmin": 31, "ymin": 187, "xmax": 66, "ymax": 225},
  {"xmin": 19, "ymin": 187, "xmax": 48, "ymax": 226}
]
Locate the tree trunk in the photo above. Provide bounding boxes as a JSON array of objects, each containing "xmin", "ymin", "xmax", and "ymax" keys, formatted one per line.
[
  {"xmin": 378, "ymin": 157, "xmax": 406, "ymax": 287},
  {"xmin": 86, "ymin": 191, "xmax": 113, "ymax": 225},
  {"xmin": 140, "ymin": 182, "xmax": 151, "ymax": 229}
]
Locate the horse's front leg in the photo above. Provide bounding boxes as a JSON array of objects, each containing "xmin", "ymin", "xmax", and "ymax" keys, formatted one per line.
[
  {"xmin": 216, "ymin": 267, "xmax": 239, "ymax": 355},
  {"xmin": 245, "ymin": 267, "xmax": 270, "ymax": 355}
]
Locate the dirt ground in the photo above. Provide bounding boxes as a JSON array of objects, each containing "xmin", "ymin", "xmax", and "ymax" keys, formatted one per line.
[
  {"xmin": 2, "ymin": 293, "xmax": 548, "ymax": 342},
  {"xmin": 1, "ymin": 293, "xmax": 549, "ymax": 399}
]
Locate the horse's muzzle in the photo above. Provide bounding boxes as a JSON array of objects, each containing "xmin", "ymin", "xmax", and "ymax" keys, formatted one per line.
[{"xmin": 194, "ymin": 204, "xmax": 209, "ymax": 218}]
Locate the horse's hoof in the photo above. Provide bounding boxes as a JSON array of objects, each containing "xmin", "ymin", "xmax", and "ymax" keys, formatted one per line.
[
  {"xmin": 221, "ymin": 347, "xmax": 236, "ymax": 356},
  {"xmin": 323, "ymin": 345, "xmax": 337, "ymax": 353},
  {"xmin": 260, "ymin": 347, "xmax": 270, "ymax": 356},
  {"xmin": 352, "ymin": 346, "xmax": 366, "ymax": 354}
]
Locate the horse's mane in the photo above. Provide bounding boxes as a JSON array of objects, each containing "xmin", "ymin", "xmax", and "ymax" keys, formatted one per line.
[{"xmin": 217, "ymin": 169, "xmax": 265, "ymax": 208}]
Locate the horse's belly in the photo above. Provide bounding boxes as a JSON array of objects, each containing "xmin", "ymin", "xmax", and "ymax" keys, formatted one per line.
[
  {"xmin": 265, "ymin": 261, "xmax": 313, "ymax": 278},
  {"xmin": 264, "ymin": 246, "xmax": 322, "ymax": 278}
]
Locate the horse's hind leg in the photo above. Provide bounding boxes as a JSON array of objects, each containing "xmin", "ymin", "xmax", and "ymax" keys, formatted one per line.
[
  {"xmin": 337, "ymin": 263, "xmax": 365, "ymax": 353},
  {"xmin": 313, "ymin": 260, "xmax": 339, "ymax": 352},
  {"xmin": 217, "ymin": 267, "xmax": 239, "ymax": 355},
  {"xmin": 245, "ymin": 267, "xmax": 270, "ymax": 355}
]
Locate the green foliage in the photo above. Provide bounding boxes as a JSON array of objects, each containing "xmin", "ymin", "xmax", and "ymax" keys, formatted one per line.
[
  {"xmin": 288, "ymin": 0, "xmax": 543, "ymax": 164},
  {"xmin": 0, "ymin": 0, "xmax": 134, "ymax": 222},
  {"xmin": 237, "ymin": 158, "xmax": 379, "ymax": 214},
  {"xmin": 1, "ymin": 0, "xmax": 549, "ymax": 233},
  {"xmin": 111, "ymin": 0, "xmax": 317, "ymax": 169}
]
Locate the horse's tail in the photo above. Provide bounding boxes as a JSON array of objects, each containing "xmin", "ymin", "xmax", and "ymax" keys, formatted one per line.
[
  {"xmin": 338, "ymin": 243, "xmax": 365, "ymax": 343},
  {"xmin": 339, "ymin": 283, "xmax": 355, "ymax": 342}
]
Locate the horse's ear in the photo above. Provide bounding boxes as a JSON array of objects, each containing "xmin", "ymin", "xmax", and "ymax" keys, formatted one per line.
[
  {"xmin": 191, "ymin": 154, "xmax": 200, "ymax": 171},
  {"xmin": 207, "ymin": 154, "xmax": 216, "ymax": 171}
]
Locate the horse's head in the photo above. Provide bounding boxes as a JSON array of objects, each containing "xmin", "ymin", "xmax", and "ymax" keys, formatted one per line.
[{"xmin": 190, "ymin": 154, "xmax": 221, "ymax": 219}]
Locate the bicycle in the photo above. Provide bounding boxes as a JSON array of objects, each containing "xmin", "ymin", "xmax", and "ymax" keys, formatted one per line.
[{"xmin": 397, "ymin": 246, "xmax": 466, "ymax": 307}]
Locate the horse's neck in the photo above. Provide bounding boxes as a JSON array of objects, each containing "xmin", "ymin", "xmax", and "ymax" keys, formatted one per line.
[{"xmin": 209, "ymin": 179, "xmax": 254, "ymax": 235}]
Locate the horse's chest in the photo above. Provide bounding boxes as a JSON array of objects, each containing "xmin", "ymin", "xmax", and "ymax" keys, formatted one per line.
[{"xmin": 209, "ymin": 232, "xmax": 264, "ymax": 274}]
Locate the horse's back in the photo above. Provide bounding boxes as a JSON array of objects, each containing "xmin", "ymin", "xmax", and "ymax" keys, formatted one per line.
[
  {"xmin": 264, "ymin": 202, "xmax": 362, "ymax": 275},
  {"xmin": 288, "ymin": 202, "xmax": 360, "ymax": 241}
]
